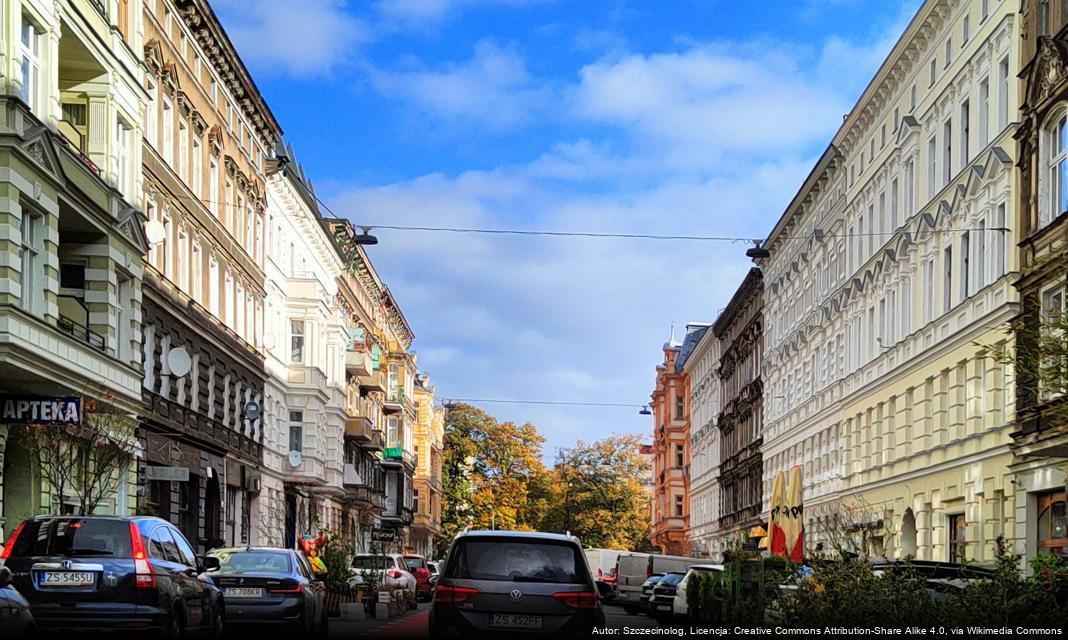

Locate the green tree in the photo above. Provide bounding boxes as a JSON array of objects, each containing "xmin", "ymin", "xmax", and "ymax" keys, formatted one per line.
[{"xmin": 541, "ymin": 434, "xmax": 652, "ymax": 551}]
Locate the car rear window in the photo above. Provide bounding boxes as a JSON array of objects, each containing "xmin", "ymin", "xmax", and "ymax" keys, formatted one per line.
[
  {"xmin": 9, "ymin": 519, "xmax": 132, "ymax": 558},
  {"xmin": 446, "ymin": 538, "xmax": 583, "ymax": 584},
  {"xmin": 211, "ymin": 550, "xmax": 292, "ymax": 574},
  {"xmin": 404, "ymin": 556, "xmax": 425, "ymax": 570},
  {"xmin": 351, "ymin": 556, "xmax": 391, "ymax": 570}
]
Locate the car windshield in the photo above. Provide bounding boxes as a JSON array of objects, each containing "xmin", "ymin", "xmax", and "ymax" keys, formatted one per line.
[
  {"xmin": 9, "ymin": 519, "xmax": 132, "ymax": 558},
  {"xmin": 446, "ymin": 539, "xmax": 582, "ymax": 584},
  {"xmin": 404, "ymin": 556, "xmax": 426, "ymax": 570},
  {"xmin": 644, "ymin": 574, "xmax": 664, "ymax": 585},
  {"xmin": 660, "ymin": 573, "xmax": 684, "ymax": 586},
  {"xmin": 210, "ymin": 550, "xmax": 292, "ymax": 574}
]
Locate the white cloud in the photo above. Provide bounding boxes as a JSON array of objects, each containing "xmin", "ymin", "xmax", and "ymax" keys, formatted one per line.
[
  {"xmin": 369, "ymin": 40, "xmax": 553, "ymax": 130},
  {"xmin": 376, "ymin": 0, "xmax": 555, "ymax": 27},
  {"xmin": 212, "ymin": 0, "xmax": 369, "ymax": 77}
]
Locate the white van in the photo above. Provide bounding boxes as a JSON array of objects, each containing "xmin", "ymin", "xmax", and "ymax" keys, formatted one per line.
[
  {"xmin": 584, "ymin": 548, "xmax": 623, "ymax": 581},
  {"xmin": 673, "ymin": 564, "xmax": 724, "ymax": 619},
  {"xmin": 614, "ymin": 553, "xmax": 707, "ymax": 614}
]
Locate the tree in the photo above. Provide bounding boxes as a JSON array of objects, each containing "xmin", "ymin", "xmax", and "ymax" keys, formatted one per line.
[
  {"xmin": 541, "ymin": 435, "xmax": 652, "ymax": 551},
  {"xmin": 438, "ymin": 403, "xmax": 547, "ymax": 555},
  {"xmin": 27, "ymin": 392, "xmax": 137, "ymax": 515}
]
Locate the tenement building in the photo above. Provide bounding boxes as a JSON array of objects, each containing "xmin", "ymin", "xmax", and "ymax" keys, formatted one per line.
[
  {"xmin": 138, "ymin": 0, "xmax": 282, "ymax": 550},
  {"xmin": 1011, "ymin": 0, "xmax": 1068, "ymax": 560},
  {"xmin": 761, "ymin": 0, "xmax": 1019, "ymax": 561},
  {"xmin": 411, "ymin": 374, "xmax": 444, "ymax": 557},
  {"xmin": 714, "ymin": 269, "xmax": 764, "ymax": 545},
  {"xmin": 650, "ymin": 324, "xmax": 701, "ymax": 555},
  {"xmin": 0, "ymin": 0, "xmax": 149, "ymax": 535},
  {"xmin": 683, "ymin": 325, "xmax": 723, "ymax": 559}
]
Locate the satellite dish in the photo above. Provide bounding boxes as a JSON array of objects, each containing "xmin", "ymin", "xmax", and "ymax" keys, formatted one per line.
[
  {"xmin": 167, "ymin": 347, "xmax": 192, "ymax": 378},
  {"xmin": 145, "ymin": 219, "xmax": 166, "ymax": 245},
  {"xmin": 262, "ymin": 333, "xmax": 277, "ymax": 350},
  {"xmin": 288, "ymin": 450, "xmax": 303, "ymax": 468}
]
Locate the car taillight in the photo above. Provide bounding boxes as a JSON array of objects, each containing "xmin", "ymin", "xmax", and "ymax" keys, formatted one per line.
[
  {"xmin": 268, "ymin": 583, "xmax": 304, "ymax": 594},
  {"xmin": 129, "ymin": 522, "xmax": 156, "ymax": 588},
  {"xmin": 386, "ymin": 569, "xmax": 402, "ymax": 579},
  {"xmin": 553, "ymin": 591, "xmax": 599, "ymax": 609},
  {"xmin": 433, "ymin": 585, "xmax": 478, "ymax": 605},
  {"xmin": 0, "ymin": 521, "xmax": 25, "ymax": 563}
]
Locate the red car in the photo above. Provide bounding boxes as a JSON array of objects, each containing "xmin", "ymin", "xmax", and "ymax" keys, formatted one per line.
[{"xmin": 402, "ymin": 554, "xmax": 433, "ymax": 601}]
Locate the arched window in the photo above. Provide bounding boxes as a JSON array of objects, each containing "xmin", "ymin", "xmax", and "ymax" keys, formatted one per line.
[
  {"xmin": 1037, "ymin": 491, "xmax": 1067, "ymax": 556},
  {"xmin": 1045, "ymin": 112, "xmax": 1068, "ymax": 229}
]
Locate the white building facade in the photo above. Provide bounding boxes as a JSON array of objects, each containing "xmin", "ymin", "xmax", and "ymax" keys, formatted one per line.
[
  {"xmin": 762, "ymin": 0, "xmax": 1020, "ymax": 561},
  {"xmin": 684, "ymin": 327, "xmax": 723, "ymax": 559}
]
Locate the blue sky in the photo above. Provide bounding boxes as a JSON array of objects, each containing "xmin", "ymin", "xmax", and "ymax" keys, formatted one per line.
[{"xmin": 215, "ymin": 0, "xmax": 923, "ymax": 457}]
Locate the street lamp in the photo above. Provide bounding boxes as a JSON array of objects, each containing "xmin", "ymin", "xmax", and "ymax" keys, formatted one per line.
[
  {"xmin": 639, "ymin": 405, "xmax": 652, "ymax": 416},
  {"xmin": 353, "ymin": 225, "xmax": 378, "ymax": 245}
]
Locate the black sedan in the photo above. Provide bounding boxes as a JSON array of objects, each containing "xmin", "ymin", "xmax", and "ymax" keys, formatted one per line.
[
  {"xmin": 639, "ymin": 573, "xmax": 665, "ymax": 614},
  {"xmin": 648, "ymin": 572, "xmax": 685, "ymax": 623},
  {"xmin": 206, "ymin": 547, "xmax": 328, "ymax": 636}
]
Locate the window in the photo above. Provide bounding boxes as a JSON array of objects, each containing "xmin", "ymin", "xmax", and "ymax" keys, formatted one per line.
[
  {"xmin": 961, "ymin": 232, "xmax": 970, "ymax": 299},
  {"xmin": 994, "ymin": 203, "xmax": 1006, "ymax": 277},
  {"xmin": 177, "ymin": 229, "xmax": 189, "ymax": 290},
  {"xmin": 930, "ymin": 59, "xmax": 937, "ymax": 87},
  {"xmin": 675, "ymin": 444, "xmax": 684, "ymax": 468},
  {"xmin": 960, "ymin": 100, "xmax": 970, "ymax": 165},
  {"xmin": 982, "ymin": 0, "xmax": 989, "ymax": 20},
  {"xmin": 962, "ymin": 15, "xmax": 970, "ymax": 43},
  {"xmin": 208, "ymin": 256, "xmax": 220, "ymax": 315},
  {"xmin": 191, "ymin": 137, "xmax": 202, "ymax": 198},
  {"xmin": 944, "ymin": 38, "xmax": 952, "ymax": 67},
  {"xmin": 998, "ymin": 57, "xmax": 1009, "ymax": 130},
  {"xmin": 943, "ymin": 119, "xmax": 953, "ymax": 185},
  {"xmin": 1037, "ymin": 491, "xmax": 1068, "ymax": 556},
  {"xmin": 117, "ymin": 272, "xmax": 133, "ymax": 361},
  {"xmin": 288, "ymin": 411, "xmax": 303, "ymax": 453},
  {"xmin": 209, "ymin": 156, "xmax": 220, "ymax": 216},
  {"xmin": 414, "ymin": 489, "xmax": 420, "ymax": 514},
  {"xmin": 976, "ymin": 219, "xmax": 987, "ymax": 290},
  {"xmin": 118, "ymin": 0, "xmax": 130, "ymax": 40},
  {"xmin": 890, "ymin": 179, "xmax": 899, "ymax": 230},
  {"xmin": 115, "ymin": 119, "xmax": 130, "ymax": 195},
  {"xmin": 944, "ymin": 246, "xmax": 953, "ymax": 313},
  {"xmin": 191, "ymin": 242, "xmax": 203, "ymax": 302},
  {"xmin": 979, "ymin": 78, "xmax": 990, "ymax": 148},
  {"xmin": 675, "ymin": 395, "xmax": 684, "ymax": 419},
  {"xmin": 948, "ymin": 513, "xmax": 966, "ymax": 561},
  {"xmin": 162, "ymin": 99, "xmax": 174, "ymax": 164},
  {"xmin": 1046, "ymin": 114, "xmax": 1068, "ymax": 228},
  {"xmin": 928, "ymin": 137, "xmax": 937, "ymax": 198},
  {"xmin": 1041, "ymin": 0, "xmax": 1052, "ymax": 36},
  {"xmin": 146, "ymin": 81, "xmax": 159, "ymax": 147},
  {"xmin": 675, "ymin": 495, "xmax": 684, "ymax": 517},
  {"xmin": 290, "ymin": 319, "xmax": 305, "ymax": 363},
  {"xmin": 18, "ymin": 211, "xmax": 41, "ymax": 312},
  {"xmin": 911, "ymin": 85, "xmax": 917, "ymax": 111},
  {"xmin": 905, "ymin": 159, "xmax": 915, "ymax": 218},
  {"xmin": 18, "ymin": 14, "xmax": 42, "ymax": 114},
  {"xmin": 923, "ymin": 258, "xmax": 935, "ymax": 323},
  {"xmin": 178, "ymin": 120, "xmax": 189, "ymax": 180}
]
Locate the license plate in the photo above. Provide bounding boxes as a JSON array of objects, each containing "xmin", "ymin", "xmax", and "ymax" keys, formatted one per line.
[
  {"xmin": 39, "ymin": 571, "xmax": 95, "ymax": 587},
  {"xmin": 489, "ymin": 614, "xmax": 542, "ymax": 629},
  {"xmin": 226, "ymin": 587, "xmax": 265, "ymax": 598}
]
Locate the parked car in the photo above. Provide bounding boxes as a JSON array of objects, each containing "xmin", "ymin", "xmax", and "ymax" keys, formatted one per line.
[
  {"xmin": 615, "ymin": 552, "xmax": 707, "ymax": 614},
  {"xmin": 402, "ymin": 553, "xmax": 434, "ymax": 601},
  {"xmin": 638, "ymin": 573, "xmax": 665, "ymax": 614},
  {"xmin": 430, "ymin": 530, "xmax": 605, "ymax": 638},
  {"xmin": 0, "ymin": 565, "xmax": 36, "ymax": 637},
  {"xmin": 673, "ymin": 564, "xmax": 723, "ymax": 620},
  {"xmin": 648, "ymin": 572, "xmax": 685, "ymax": 622},
  {"xmin": 348, "ymin": 553, "xmax": 418, "ymax": 610},
  {"xmin": 206, "ymin": 547, "xmax": 328, "ymax": 635},
  {"xmin": 0, "ymin": 515, "xmax": 223, "ymax": 637}
]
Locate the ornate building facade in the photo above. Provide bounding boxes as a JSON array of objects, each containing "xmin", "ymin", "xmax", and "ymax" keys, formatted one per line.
[
  {"xmin": 138, "ymin": 0, "xmax": 282, "ymax": 550},
  {"xmin": 411, "ymin": 375, "xmax": 444, "ymax": 557},
  {"xmin": 1011, "ymin": 0, "xmax": 1068, "ymax": 560},
  {"xmin": 683, "ymin": 325, "xmax": 723, "ymax": 559},
  {"xmin": 0, "ymin": 0, "xmax": 149, "ymax": 537},
  {"xmin": 762, "ymin": 0, "xmax": 1019, "ymax": 562},
  {"xmin": 714, "ymin": 269, "xmax": 764, "ymax": 543}
]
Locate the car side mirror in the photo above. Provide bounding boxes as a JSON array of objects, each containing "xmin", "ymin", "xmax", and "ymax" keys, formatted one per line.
[
  {"xmin": 0, "ymin": 566, "xmax": 11, "ymax": 589},
  {"xmin": 200, "ymin": 556, "xmax": 221, "ymax": 572}
]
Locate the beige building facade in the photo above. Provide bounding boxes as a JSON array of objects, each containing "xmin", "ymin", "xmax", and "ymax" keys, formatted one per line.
[{"xmin": 762, "ymin": 0, "xmax": 1020, "ymax": 562}]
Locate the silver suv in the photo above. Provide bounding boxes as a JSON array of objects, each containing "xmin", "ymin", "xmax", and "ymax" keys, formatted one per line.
[{"xmin": 429, "ymin": 530, "xmax": 605, "ymax": 638}]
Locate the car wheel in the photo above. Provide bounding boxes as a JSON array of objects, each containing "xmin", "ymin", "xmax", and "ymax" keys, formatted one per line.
[{"xmin": 157, "ymin": 609, "xmax": 184, "ymax": 640}]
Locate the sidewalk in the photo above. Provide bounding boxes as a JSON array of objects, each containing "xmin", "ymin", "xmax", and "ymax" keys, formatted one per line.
[{"xmin": 330, "ymin": 603, "xmax": 429, "ymax": 639}]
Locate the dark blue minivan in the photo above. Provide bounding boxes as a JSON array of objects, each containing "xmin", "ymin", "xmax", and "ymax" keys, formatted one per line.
[{"xmin": 0, "ymin": 515, "xmax": 223, "ymax": 637}]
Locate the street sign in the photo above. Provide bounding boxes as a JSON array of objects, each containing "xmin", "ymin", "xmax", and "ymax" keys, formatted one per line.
[
  {"xmin": 145, "ymin": 466, "xmax": 190, "ymax": 482},
  {"xmin": 0, "ymin": 395, "xmax": 81, "ymax": 425},
  {"xmin": 372, "ymin": 527, "xmax": 396, "ymax": 542}
]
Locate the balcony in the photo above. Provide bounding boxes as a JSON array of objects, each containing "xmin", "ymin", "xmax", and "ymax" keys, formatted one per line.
[
  {"xmin": 288, "ymin": 364, "xmax": 329, "ymax": 395},
  {"xmin": 343, "ymin": 462, "xmax": 367, "ymax": 488},
  {"xmin": 384, "ymin": 388, "xmax": 404, "ymax": 414},
  {"xmin": 344, "ymin": 415, "xmax": 374, "ymax": 442},
  {"xmin": 361, "ymin": 371, "xmax": 387, "ymax": 394},
  {"xmin": 285, "ymin": 273, "xmax": 327, "ymax": 301},
  {"xmin": 345, "ymin": 347, "xmax": 373, "ymax": 377},
  {"xmin": 384, "ymin": 447, "xmax": 403, "ymax": 461},
  {"xmin": 364, "ymin": 429, "xmax": 385, "ymax": 452},
  {"xmin": 56, "ymin": 313, "xmax": 105, "ymax": 352}
]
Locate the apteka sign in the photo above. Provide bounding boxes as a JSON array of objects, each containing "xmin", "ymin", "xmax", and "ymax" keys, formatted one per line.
[{"xmin": 0, "ymin": 395, "xmax": 82, "ymax": 425}]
